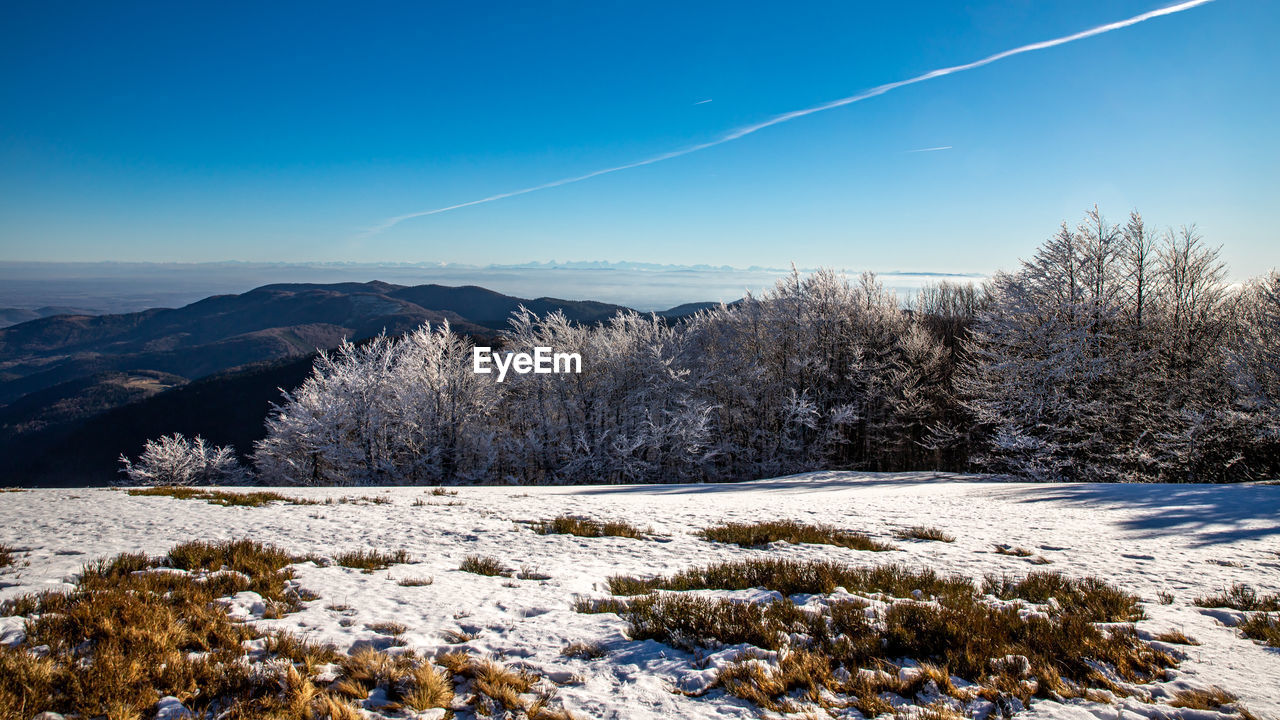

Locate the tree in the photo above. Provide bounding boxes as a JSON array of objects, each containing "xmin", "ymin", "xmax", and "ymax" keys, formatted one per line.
[
  {"xmin": 118, "ymin": 433, "xmax": 246, "ymax": 486},
  {"xmin": 961, "ymin": 210, "xmax": 1142, "ymax": 480}
]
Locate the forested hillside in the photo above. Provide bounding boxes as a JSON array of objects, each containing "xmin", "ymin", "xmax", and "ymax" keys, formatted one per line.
[{"xmin": 205, "ymin": 209, "xmax": 1277, "ymax": 486}]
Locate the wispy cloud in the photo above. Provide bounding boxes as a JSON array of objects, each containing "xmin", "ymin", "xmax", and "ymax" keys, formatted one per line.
[
  {"xmin": 364, "ymin": 0, "xmax": 1215, "ymax": 237},
  {"xmin": 694, "ymin": 98, "xmax": 714, "ymax": 105},
  {"xmin": 908, "ymin": 145, "xmax": 953, "ymax": 153}
]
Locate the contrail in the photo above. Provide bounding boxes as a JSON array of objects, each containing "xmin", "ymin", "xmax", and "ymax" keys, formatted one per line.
[
  {"xmin": 365, "ymin": 0, "xmax": 1214, "ymax": 236},
  {"xmin": 908, "ymin": 146, "xmax": 953, "ymax": 153}
]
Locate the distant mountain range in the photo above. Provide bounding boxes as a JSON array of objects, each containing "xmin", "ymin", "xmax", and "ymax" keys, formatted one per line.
[
  {"xmin": 0, "ymin": 281, "xmax": 718, "ymax": 486},
  {"xmin": 0, "ymin": 306, "xmax": 97, "ymax": 327},
  {"xmin": 0, "ymin": 261, "xmax": 985, "ymax": 318}
]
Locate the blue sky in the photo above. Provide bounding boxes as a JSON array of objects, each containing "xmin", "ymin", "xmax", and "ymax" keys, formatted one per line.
[{"xmin": 1, "ymin": 1, "xmax": 1276, "ymax": 277}]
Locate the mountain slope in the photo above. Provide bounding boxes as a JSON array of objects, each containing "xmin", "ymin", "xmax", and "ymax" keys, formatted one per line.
[
  {"xmin": 0, "ymin": 281, "xmax": 665, "ymax": 406},
  {"xmin": 0, "ymin": 281, "xmax": 718, "ymax": 486}
]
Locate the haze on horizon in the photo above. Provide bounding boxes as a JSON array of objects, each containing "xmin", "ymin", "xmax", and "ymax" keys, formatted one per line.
[{"xmin": 1, "ymin": 1, "xmax": 1277, "ymax": 279}]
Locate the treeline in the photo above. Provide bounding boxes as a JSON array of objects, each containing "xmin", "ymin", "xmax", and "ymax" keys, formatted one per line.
[{"xmin": 124, "ymin": 208, "xmax": 1280, "ymax": 485}]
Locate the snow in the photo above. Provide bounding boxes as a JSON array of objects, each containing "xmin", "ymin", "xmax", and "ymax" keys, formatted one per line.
[{"xmin": 2, "ymin": 471, "xmax": 1278, "ymax": 720}]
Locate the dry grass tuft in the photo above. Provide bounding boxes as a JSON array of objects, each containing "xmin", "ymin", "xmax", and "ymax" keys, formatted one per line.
[
  {"xmin": 519, "ymin": 565, "xmax": 553, "ymax": 580},
  {"xmin": 1240, "ymin": 613, "xmax": 1280, "ymax": 647},
  {"xmin": 894, "ymin": 702, "xmax": 971, "ymax": 720},
  {"xmin": 312, "ymin": 694, "xmax": 364, "ymax": 720},
  {"xmin": 0, "ymin": 540, "xmax": 526, "ymax": 720},
  {"xmin": 265, "ymin": 631, "xmax": 341, "ymax": 671},
  {"xmin": 1169, "ymin": 686, "xmax": 1258, "ymax": 719},
  {"xmin": 610, "ymin": 558, "xmax": 974, "ymax": 600},
  {"xmin": 402, "ymin": 662, "xmax": 454, "ymax": 711},
  {"xmin": 982, "ymin": 570, "xmax": 1144, "ymax": 622},
  {"xmin": 574, "ymin": 596, "xmax": 629, "ymax": 614},
  {"xmin": 460, "ymin": 554, "xmax": 509, "ymax": 576},
  {"xmin": 0, "ymin": 541, "xmax": 301, "ymax": 718},
  {"xmin": 1195, "ymin": 584, "xmax": 1280, "ymax": 612},
  {"xmin": 606, "ymin": 558, "xmax": 1172, "ymax": 716},
  {"xmin": 444, "ymin": 629, "xmax": 477, "ymax": 644},
  {"xmin": 1152, "ymin": 630, "xmax": 1199, "ymax": 645},
  {"xmin": 127, "ymin": 486, "xmax": 317, "ymax": 506},
  {"xmin": 533, "ymin": 515, "xmax": 649, "ymax": 539},
  {"xmin": 396, "ymin": 575, "xmax": 434, "ymax": 587},
  {"xmin": 895, "ymin": 526, "xmax": 956, "ymax": 543},
  {"xmin": 436, "ymin": 649, "xmax": 473, "ymax": 676},
  {"xmin": 562, "ymin": 641, "xmax": 608, "ymax": 660},
  {"xmin": 993, "ymin": 543, "xmax": 1034, "ymax": 557},
  {"xmin": 333, "ymin": 548, "xmax": 412, "ymax": 572},
  {"xmin": 698, "ymin": 520, "xmax": 897, "ymax": 552},
  {"xmin": 367, "ymin": 621, "xmax": 408, "ymax": 636},
  {"xmin": 429, "ymin": 486, "xmax": 458, "ymax": 496},
  {"xmin": 431, "ymin": 652, "xmax": 577, "ymax": 719},
  {"xmin": 0, "ymin": 543, "xmax": 15, "ymax": 569}
]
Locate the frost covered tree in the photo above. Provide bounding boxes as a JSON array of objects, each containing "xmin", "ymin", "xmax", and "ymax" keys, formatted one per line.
[
  {"xmin": 959, "ymin": 211, "xmax": 1137, "ymax": 480},
  {"xmin": 248, "ymin": 271, "xmax": 959, "ymax": 485},
  {"xmin": 1220, "ymin": 271, "xmax": 1280, "ymax": 476},
  {"xmin": 683, "ymin": 269, "xmax": 955, "ymax": 477},
  {"xmin": 496, "ymin": 308, "xmax": 715, "ymax": 484},
  {"xmin": 960, "ymin": 207, "xmax": 1261, "ymax": 482},
  {"xmin": 253, "ymin": 324, "xmax": 498, "ymax": 485},
  {"xmin": 239, "ymin": 228, "xmax": 1268, "ymax": 486},
  {"xmin": 118, "ymin": 433, "xmax": 246, "ymax": 486},
  {"xmin": 1234, "ymin": 272, "xmax": 1280, "ymax": 417}
]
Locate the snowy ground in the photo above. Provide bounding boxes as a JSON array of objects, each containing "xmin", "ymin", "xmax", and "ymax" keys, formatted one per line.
[{"xmin": 2, "ymin": 472, "xmax": 1278, "ymax": 720}]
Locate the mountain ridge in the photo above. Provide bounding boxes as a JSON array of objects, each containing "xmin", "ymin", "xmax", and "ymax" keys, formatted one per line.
[{"xmin": 0, "ymin": 280, "xmax": 721, "ymax": 486}]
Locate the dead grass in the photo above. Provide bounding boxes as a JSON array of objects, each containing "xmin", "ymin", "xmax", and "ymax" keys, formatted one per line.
[
  {"xmin": 895, "ymin": 526, "xmax": 956, "ymax": 543},
  {"xmin": 429, "ymin": 486, "xmax": 458, "ymax": 496},
  {"xmin": 265, "ymin": 631, "xmax": 341, "ymax": 670},
  {"xmin": 0, "ymin": 543, "xmax": 15, "ymax": 569},
  {"xmin": 518, "ymin": 565, "xmax": 553, "ymax": 580},
  {"xmin": 894, "ymin": 701, "xmax": 971, "ymax": 720},
  {"xmin": 533, "ymin": 514, "xmax": 650, "ymax": 539},
  {"xmin": 606, "ymin": 558, "xmax": 1171, "ymax": 716},
  {"xmin": 332, "ymin": 548, "xmax": 412, "ymax": 572},
  {"xmin": 1240, "ymin": 613, "xmax": 1280, "ymax": 648},
  {"xmin": 698, "ymin": 520, "xmax": 897, "ymax": 552},
  {"xmin": 444, "ymin": 628, "xmax": 477, "ymax": 644},
  {"xmin": 1152, "ymin": 630, "xmax": 1199, "ymax": 645},
  {"xmin": 0, "ymin": 540, "xmax": 577, "ymax": 720},
  {"xmin": 573, "ymin": 596, "xmax": 629, "ymax": 615},
  {"xmin": 460, "ymin": 554, "xmax": 509, "ymax": 576},
  {"xmin": 1170, "ymin": 686, "xmax": 1259, "ymax": 719},
  {"xmin": 1195, "ymin": 584, "xmax": 1280, "ymax": 612},
  {"xmin": 982, "ymin": 570, "xmax": 1144, "ymax": 622},
  {"xmin": 562, "ymin": 641, "xmax": 607, "ymax": 660},
  {"xmin": 402, "ymin": 662, "xmax": 454, "ymax": 711},
  {"xmin": 367, "ymin": 621, "xmax": 408, "ymax": 636},
  {"xmin": 993, "ymin": 544, "xmax": 1034, "ymax": 557},
  {"xmin": 444, "ymin": 655, "xmax": 577, "ymax": 719},
  {"xmin": 320, "ymin": 495, "xmax": 393, "ymax": 506},
  {"xmin": 0, "ymin": 540, "xmax": 306, "ymax": 718},
  {"xmin": 609, "ymin": 558, "xmax": 974, "ymax": 600},
  {"xmin": 127, "ymin": 486, "xmax": 317, "ymax": 506},
  {"xmin": 396, "ymin": 575, "xmax": 434, "ymax": 587}
]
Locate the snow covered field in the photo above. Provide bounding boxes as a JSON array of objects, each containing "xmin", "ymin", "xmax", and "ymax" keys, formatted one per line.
[{"xmin": 2, "ymin": 472, "xmax": 1278, "ymax": 720}]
